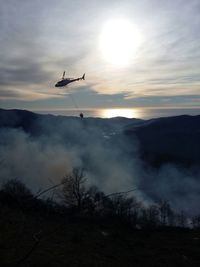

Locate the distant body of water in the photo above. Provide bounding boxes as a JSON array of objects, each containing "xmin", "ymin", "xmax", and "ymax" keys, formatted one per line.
[{"xmin": 36, "ymin": 108, "xmax": 200, "ymax": 120}]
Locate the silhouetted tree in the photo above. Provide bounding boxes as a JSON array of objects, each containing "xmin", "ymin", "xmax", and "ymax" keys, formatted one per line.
[
  {"xmin": 108, "ymin": 194, "xmax": 140, "ymax": 225},
  {"xmin": 159, "ymin": 200, "xmax": 172, "ymax": 226},
  {"xmin": 145, "ymin": 204, "xmax": 160, "ymax": 228},
  {"xmin": 192, "ymin": 215, "xmax": 200, "ymax": 229},
  {"xmin": 176, "ymin": 210, "xmax": 187, "ymax": 228},
  {"xmin": 83, "ymin": 185, "xmax": 105, "ymax": 216},
  {"xmin": 62, "ymin": 168, "xmax": 87, "ymax": 212},
  {"xmin": 0, "ymin": 178, "xmax": 33, "ymax": 207}
]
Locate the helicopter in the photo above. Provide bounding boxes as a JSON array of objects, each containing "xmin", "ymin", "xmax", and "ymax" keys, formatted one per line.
[{"xmin": 55, "ymin": 71, "xmax": 85, "ymax": 87}]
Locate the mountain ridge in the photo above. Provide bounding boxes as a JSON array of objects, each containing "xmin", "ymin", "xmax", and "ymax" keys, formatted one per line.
[{"xmin": 0, "ymin": 108, "xmax": 199, "ymax": 166}]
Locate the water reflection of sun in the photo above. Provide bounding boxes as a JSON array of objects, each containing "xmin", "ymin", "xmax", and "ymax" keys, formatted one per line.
[{"xmin": 101, "ymin": 109, "xmax": 138, "ymax": 118}]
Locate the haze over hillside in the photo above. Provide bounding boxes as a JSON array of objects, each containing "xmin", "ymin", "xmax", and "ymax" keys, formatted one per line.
[{"xmin": 0, "ymin": 108, "xmax": 199, "ymax": 215}]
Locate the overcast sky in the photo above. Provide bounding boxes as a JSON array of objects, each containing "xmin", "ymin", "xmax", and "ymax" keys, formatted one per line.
[{"xmin": 0, "ymin": 0, "xmax": 200, "ymax": 111}]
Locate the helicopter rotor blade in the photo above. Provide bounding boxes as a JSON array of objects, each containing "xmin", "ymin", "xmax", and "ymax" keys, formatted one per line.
[{"xmin": 62, "ymin": 71, "xmax": 65, "ymax": 80}]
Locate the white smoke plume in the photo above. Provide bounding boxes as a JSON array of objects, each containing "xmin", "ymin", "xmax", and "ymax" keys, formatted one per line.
[
  {"xmin": 0, "ymin": 115, "xmax": 199, "ymax": 216},
  {"xmin": 0, "ymin": 119, "xmax": 140, "ymax": 194}
]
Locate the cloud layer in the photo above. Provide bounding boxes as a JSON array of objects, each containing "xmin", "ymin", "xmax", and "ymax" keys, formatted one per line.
[{"xmin": 0, "ymin": 0, "xmax": 200, "ymax": 108}]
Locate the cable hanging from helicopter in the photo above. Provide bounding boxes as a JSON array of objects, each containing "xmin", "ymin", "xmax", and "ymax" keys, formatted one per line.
[{"xmin": 55, "ymin": 71, "xmax": 85, "ymax": 119}]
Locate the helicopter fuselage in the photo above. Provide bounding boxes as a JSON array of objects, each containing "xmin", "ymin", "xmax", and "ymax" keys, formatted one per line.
[
  {"xmin": 55, "ymin": 78, "xmax": 80, "ymax": 87},
  {"xmin": 55, "ymin": 73, "xmax": 85, "ymax": 87}
]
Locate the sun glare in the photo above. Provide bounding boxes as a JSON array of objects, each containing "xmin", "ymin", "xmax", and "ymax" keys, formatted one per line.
[
  {"xmin": 101, "ymin": 109, "xmax": 138, "ymax": 118},
  {"xmin": 99, "ymin": 19, "xmax": 142, "ymax": 67}
]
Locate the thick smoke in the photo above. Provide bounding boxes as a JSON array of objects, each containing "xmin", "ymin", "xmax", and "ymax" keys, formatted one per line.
[
  {"xmin": 0, "ymin": 128, "xmax": 79, "ymax": 191},
  {"xmin": 139, "ymin": 163, "xmax": 200, "ymax": 216},
  {"xmin": 0, "ymin": 116, "xmax": 199, "ymax": 216},
  {"xmin": 0, "ymin": 118, "xmax": 141, "ymax": 195}
]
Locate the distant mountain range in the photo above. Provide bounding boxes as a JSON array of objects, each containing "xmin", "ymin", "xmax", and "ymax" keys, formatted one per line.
[
  {"xmin": 0, "ymin": 108, "xmax": 199, "ymax": 167},
  {"xmin": 0, "ymin": 108, "xmax": 140, "ymax": 135}
]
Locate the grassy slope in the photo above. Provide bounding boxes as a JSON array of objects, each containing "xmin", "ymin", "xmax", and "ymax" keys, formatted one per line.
[{"xmin": 1, "ymin": 207, "xmax": 200, "ymax": 267}]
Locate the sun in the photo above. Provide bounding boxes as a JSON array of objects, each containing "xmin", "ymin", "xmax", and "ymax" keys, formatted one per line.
[{"xmin": 99, "ymin": 19, "xmax": 142, "ymax": 67}]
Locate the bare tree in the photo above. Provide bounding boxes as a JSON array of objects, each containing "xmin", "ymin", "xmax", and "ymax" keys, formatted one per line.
[
  {"xmin": 192, "ymin": 215, "xmax": 200, "ymax": 229},
  {"xmin": 159, "ymin": 200, "xmax": 173, "ymax": 226},
  {"xmin": 62, "ymin": 167, "xmax": 87, "ymax": 212},
  {"xmin": 141, "ymin": 204, "xmax": 160, "ymax": 228},
  {"xmin": 177, "ymin": 210, "xmax": 187, "ymax": 228},
  {"xmin": 0, "ymin": 178, "xmax": 33, "ymax": 207}
]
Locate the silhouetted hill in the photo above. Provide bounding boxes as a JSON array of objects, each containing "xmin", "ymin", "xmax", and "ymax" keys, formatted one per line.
[
  {"xmin": 125, "ymin": 115, "xmax": 200, "ymax": 166},
  {"xmin": 0, "ymin": 108, "xmax": 141, "ymax": 135},
  {"xmin": 0, "ymin": 109, "xmax": 199, "ymax": 166},
  {"xmin": 2, "ymin": 204, "xmax": 200, "ymax": 267},
  {"xmin": 0, "ymin": 108, "xmax": 38, "ymax": 131}
]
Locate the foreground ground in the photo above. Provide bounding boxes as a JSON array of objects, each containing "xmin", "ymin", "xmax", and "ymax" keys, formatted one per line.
[{"xmin": 1, "ymin": 207, "xmax": 200, "ymax": 267}]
